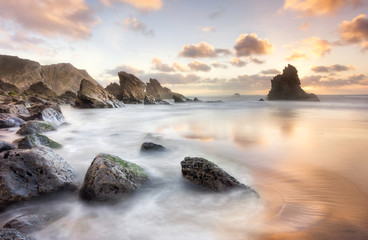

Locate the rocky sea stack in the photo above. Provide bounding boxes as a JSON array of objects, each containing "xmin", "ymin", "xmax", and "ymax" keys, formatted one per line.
[{"xmin": 267, "ymin": 64, "xmax": 319, "ymax": 101}]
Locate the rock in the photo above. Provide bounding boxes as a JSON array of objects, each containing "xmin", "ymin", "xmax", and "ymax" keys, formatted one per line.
[
  {"xmin": 146, "ymin": 78, "xmax": 175, "ymax": 100},
  {"xmin": 193, "ymin": 97, "xmax": 200, "ymax": 102},
  {"xmin": 16, "ymin": 120, "xmax": 56, "ymax": 135},
  {"xmin": 105, "ymin": 82, "xmax": 123, "ymax": 100},
  {"xmin": 23, "ymin": 81, "xmax": 57, "ymax": 100},
  {"xmin": 173, "ymin": 93, "xmax": 186, "ymax": 103},
  {"xmin": 117, "ymin": 71, "xmax": 146, "ymax": 103},
  {"xmin": 14, "ymin": 133, "xmax": 62, "ymax": 149},
  {"xmin": 80, "ymin": 153, "xmax": 148, "ymax": 201},
  {"xmin": 0, "ymin": 113, "xmax": 25, "ymax": 128},
  {"xmin": 0, "ymin": 141, "xmax": 15, "ymax": 153},
  {"xmin": 28, "ymin": 96, "xmax": 48, "ymax": 104},
  {"xmin": 75, "ymin": 79, "xmax": 124, "ymax": 108},
  {"xmin": 234, "ymin": 93, "xmax": 241, "ymax": 96},
  {"xmin": 58, "ymin": 91, "xmax": 76, "ymax": 104},
  {"xmin": 143, "ymin": 95, "xmax": 156, "ymax": 105},
  {"xmin": 259, "ymin": 98, "xmax": 264, "ymax": 101},
  {"xmin": 140, "ymin": 142, "xmax": 166, "ymax": 152},
  {"xmin": 3, "ymin": 210, "xmax": 66, "ymax": 234},
  {"xmin": 267, "ymin": 64, "xmax": 320, "ymax": 101},
  {"xmin": 0, "ymin": 79, "xmax": 19, "ymax": 94},
  {"xmin": 0, "ymin": 104, "xmax": 30, "ymax": 119},
  {"xmin": 181, "ymin": 157, "xmax": 248, "ymax": 192},
  {"xmin": 27, "ymin": 103, "xmax": 65, "ymax": 126},
  {"xmin": 0, "ymin": 228, "xmax": 34, "ymax": 240},
  {"xmin": 0, "ymin": 147, "xmax": 78, "ymax": 211}
]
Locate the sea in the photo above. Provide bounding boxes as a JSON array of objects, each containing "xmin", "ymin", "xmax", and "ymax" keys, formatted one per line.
[{"xmin": 0, "ymin": 95, "xmax": 368, "ymax": 240}]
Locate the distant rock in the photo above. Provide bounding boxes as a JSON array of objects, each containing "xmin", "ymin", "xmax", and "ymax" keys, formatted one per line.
[
  {"xmin": 75, "ymin": 79, "xmax": 124, "ymax": 108},
  {"xmin": 267, "ymin": 64, "xmax": 319, "ymax": 101},
  {"xmin": 23, "ymin": 82, "xmax": 57, "ymax": 100},
  {"xmin": 146, "ymin": 78, "xmax": 174, "ymax": 100},
  {"xmin": 118, "ymin": 71, "xmax": 146, "ymax": 103},
  {"xmin": 17, "ymin": 120, "xmax": 56, "ymax": 135},
  {"xmin": 0, "ymin": 113, "xmax": 25, "ymax": 128},
  {"xmin": 259, "ymin": 98, "xmax": 264, "ymax": 101},
  {"xmin": 0, "ymin": 228, "xmax": 34, "ymax": 240},
  {"xmin": 234, "ymin": 93, "xmax": 241, "ymax": 96},
  {"xmin": 80, "ymin": 153, "xmax": 148, "ymax": 201},
  {"xmin": 181, "ymin": 157, "xmax": 249, "ymax": 192},
  {"xmin": 0, "ymin": 147, "xmax": 78, "ymax": 211},
  {"xmin": 0, "ymin": 141, "xmax": 15, "ymax": 153},
  {"xmin": 173, "ymin": 93, "xmax": 186, "ymax": 103},
  {"xmin": 141, "ymin": 142, "xmax": 166, "ymax": 152},
  {"xmin": 14, "ymin": 133, "xmax": 62, "ymax": 149}
]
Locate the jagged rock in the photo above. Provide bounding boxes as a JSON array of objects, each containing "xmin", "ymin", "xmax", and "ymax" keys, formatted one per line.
[
  {"xmin": 0, "ymin": 79, "xmax": 19, "ymax": 94},
  {"xmin": 14, "ymin": 133, "xmax": 62, "ymax": 149},
  {"xmin": 3, "ymin": 210, "xmax": 66, "ymax": 234},
  {"xmin": 181, "ymin": 157, "xmax": 249, "ymax": 192},
  {"xmin": 27, "ymin": 103, "xmax": 65, "ymax": 126},
  {"xmin": 105, "ymin": 82, "xmax": 123, "ymax": 100},
  {"xmin": 140, "ymin": 142, "xmax": 166, "ymax": 152},
  {"xmin": 0, "ymin": 147, "xmax": 78, "ymax": 211},
  {"xmin": 173, "ymin": 93, "xmax": 186, "ymax": 103},
  {"xmin": 23, "ymin": 82, "xmax": 57, "ymax": 100},
  {"xmin": 0, "ymin": 104, "xmax": 30, "ymax": 119},
  {"xmin": 75, "ymin": 79, "xmax": 124, "ymax": 108},
  {"xmin": 0, "ymin": 228, "xmax": 34, "ymax": 240},
  {"xmin": 58, "ymin": 91, "xmax": 76, "ymax": 104},
  {"xmin": 144, "ymin": 95, "xmax": 156, "ymax": 105},
  {"xmin": 0, "ymin": 113, "xmax": 25, "ymax": 128},
  {"xmin": 267, "ymin": 64, "xmax": 320, "ymax": 101},
  {"xmin": 80, "ymin": 153, "xmax": 148, "ymax": 201},
  {"xmin": 146, "ymin": 78, "xmax": 174, "ymax": 100},
  {"xmin": 117, "ymin": 71, "xmax": 146, "ymax": 103},
  {"xmin": 17, "ymin": 120, "xmax": 56, "ymax": 135},
  {"xmin": 0, "ymin": 141, "xmax": 15, "ymax": 153}
]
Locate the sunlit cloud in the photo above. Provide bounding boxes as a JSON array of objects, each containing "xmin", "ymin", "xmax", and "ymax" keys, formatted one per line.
[
  {"xmin": 173, "ymin": 62, "xmax": 187, "ymax": 72},
  {"xmin": 100, "ymin": 0, "xmax": 163, "ymax": 11},
  {"xmin": 234, "ymin": 33, "xmax": 274, "ymax": 57},
  {"xmin": 285, "ymin": 51, "xmax": 308, "ymax": 61},
  {"xmin": 300, "ymin": 22, "xmax": 310, "ymax": 30},
  {"xmin": 284, "ymin": 0, "xmax": 361, "ymax": 16},
  {"xmin": 0, "ymin": 0, "xmax": 100, "ymax": 40},
  {"xmin": 123, "ymin": 17, "xmax": 154, "ymax": 37},
  {"xmin": 230, "ymin": 58, "xmax": 247, "ymax": 67},
  {"xmin": 249, "ymin": 57, "xmax": 265, "ymax": 64},
  {"xmin": 188, "ymin": 61, "xmax": 211, "ymax": 72},
  {"xmin": 260, "ymin": 69, "xmax": 281, "ymax": 75},
  {"xmin": 211, "ymin": 62, "xmax": 228, "ymax": 69},
  {"xmin": 311, "ymin": 64, "xmax": 355, "ymax": 73},
  {"xmin": 104, "ymin": 64, "xmax": 145, "ymax": 76},
  {"xmin": 302, "ymin": 74, "xmax": 368, "ymax": 87},
  {"xmin": 151, "ymin": 58, "xmax": 175, "ymax": 72},
  {"xmin": 140, "ymin": 73, "xmax": 201, "ymax": 85},
  {"xmin": 179, "ymin": 42, "xmax": 231, "ymax": 58},
  {"xmin": 340, "ymin": 14, "xmax": 368, "ymax": 50},
  {"xmin": 286, "ymin": 37, "xmax": 331, "ymax": 60},
  {"xmin": 201, "ymin": 26, "xmax": 216, "ymax": 33}
]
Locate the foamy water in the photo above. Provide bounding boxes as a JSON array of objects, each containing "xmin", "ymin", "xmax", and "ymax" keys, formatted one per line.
[{"xmin": 1, "ymin": 95, "xmax": 368, "ymax": 240}]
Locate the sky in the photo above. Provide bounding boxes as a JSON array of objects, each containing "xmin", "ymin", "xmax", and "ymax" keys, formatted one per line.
[{"xmin": 0, "ymin": 0, "xmax": 368, "ymax": 96}]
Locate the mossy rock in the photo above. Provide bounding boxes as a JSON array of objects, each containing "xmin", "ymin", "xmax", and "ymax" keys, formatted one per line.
[
  {"xmin": 16, "ymin": 120, "xmax": 56, "ymax": 135},
  {"xmin": 14, "ymin": 133, "xmax": 62, "ymax": 149}
]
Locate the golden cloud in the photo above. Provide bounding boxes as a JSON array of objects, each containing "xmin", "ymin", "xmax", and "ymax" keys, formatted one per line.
[
  {"xmin": 151, "ymin": 58, "xmax": 175, "ymax": 72},
  {"xmin": 284, "ymin": 0, "xmax": 361, "ymax": 16},
  {"xmin": 234, "ymin": 33, "xmax": 274, "ymax": 57},
  {"xmin": 230, "ymin": 58, "xmax": 247, "ymax": 67},
  {"xmin": 340, "ymin": 14, "xmax": 368, "ymax": 50},
  {"xmin": 100, "ymin": 0, "xmax": 162, "ymax": 10},
  {"xmin": 179, "ymin": 42, "xmax": 231, "ymax": 58},
  {"xmin": 311, "ymin": 64, "xmax": 355, "ymax": 73},
  {"xmin": 188, "ymin": 61, "xmax": 211, "ymax": 72},
  {"xmin": 286, "ymin": 37, "xmax": 331, "ymax": 60}
]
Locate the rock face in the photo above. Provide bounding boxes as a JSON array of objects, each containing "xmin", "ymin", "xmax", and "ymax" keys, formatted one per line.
[
  {"xmin": 0, "ymin": 228, "xmax": 34, "ymax": 240},
  {"xmin": 16, "ymin": 120, "xmax": 56, "ymax": 135},
  {"xmin": 75, "ymin": 79, "xmax": 124, "ymax": 108},
  {"xmin": 58, "ymin": 91, "xmax": 76, "ymax": 104},
  {"xmin": 0, "ymin": 147, "xmax": 78, "ymax": 211},
  {"xmin": 0, "ymin": 141, "xmax": 15, "ymax": 153},
  {"xmin": 140, "ymin": 142, "xmax": 166, "ymax": 152},
  {"xmin": 267, "ymin": 64, "xmax": 319, "ymax": 101},
  {"xmin": 118, "ymin": 71, "xmax": 146, "ymax": 103},
  {"xmin": 181, "ymin": 157, "xmax": 247, "ymax": 192},
  {"xmin": 23, "ymin": 82, "xmax": 57, "ymax": 100},
  {"xmin": 27, "ymin": 103, "xmax": 65, "ymax": 126},
  {"xmin": 0, "ymin": 113, "xmax": 25, "ymax": 128},
  {"xmin": 80, "ymin": 153, "xmax": 148, "ymax": 201},
  {"xmin": 146, "ymin": 78, "xmax": 174, "ymax": 100},
  {"xmin": 14, "ymin": 133, "xmax": 62, "ymax": 149},
  {"xmin": 0, "ymin": 79, "xmax": 19, "ymax": 94}
]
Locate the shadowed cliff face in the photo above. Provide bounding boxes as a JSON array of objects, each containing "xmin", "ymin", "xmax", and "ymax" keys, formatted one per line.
[
  {"xmin": 0, "ymin": 55, "xmax": 98, "ymax": 96},
  {"xmin": 267, "ymin": 64, "xmax": 319, "ymax": 101}
]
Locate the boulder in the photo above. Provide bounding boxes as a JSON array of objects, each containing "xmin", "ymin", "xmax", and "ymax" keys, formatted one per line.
[
  {"xmin": 0, "ymin": 147, "xmax": 78, "ymax": 211},
  {"xmin": 0, "ymin": 104, "xmax": 30, "ymax": 119},
  {"xmin": 0, "ymin": 228, "xmax": 34, "ymax": 240},
  {"xmin": 0, "ymin": 79, "xmax": 19, "ymax": 94},
  {"xmin": 16, "ymin": 120, "xmax": 56, "ymax": 135},
  {"xmin": 181, "ymin": 157, "xmax": 248, "ymax": 192},
  {"xmin": 27, "ymin": 103, "xmax": 65, "ymax": 126},
  {"xmin": 0, "ymin": 141, "xmax": 15, "ymax": 153},
  {"xmin": 23, "ymin": 81, "xmax": 57, "ymax": 101},
  {"xmin": 0, "ymin": 113, "xmax": 25, "ymax": 128},
  {"xmin": 14, "ymin": 133, "xmax": 62, "ymax": 149},
  {"xmin": 143, "ymin": 95, "xmax": 156, "ymax": 105},
  {"xmin": 57, "ymin": 91, "xmax": 76, "ymax": 105},
  {"xmin": 267, "ymin": 64, "xmax": 320, "ymax": 101},
  {"xmin": 140, "ymin": 142, "xmax": 166, "ymax": 152},
  {"xmin": 80, "ymin": 153, "xmax": 148, "ymax": 201},
  {"xmin": 75, "ymin": 79, "xmax": 124, "ymax": 108},
  {"xmin": 173, "ymin": 93, "xmax": 186, "ymax": 103}
]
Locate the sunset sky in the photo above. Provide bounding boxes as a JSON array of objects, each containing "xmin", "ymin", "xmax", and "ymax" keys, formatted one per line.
[{"xmin": 0, "ymin": 0, "xmax": 367, "ymax": 95}]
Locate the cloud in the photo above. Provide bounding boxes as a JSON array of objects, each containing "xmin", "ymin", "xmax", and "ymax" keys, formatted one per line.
[
  {"xmin": 203, "ymin": 74, "xmax": 270, "ymax": 92},
  {"xmin": 339, "ymin": 14, "xmax": 368, "ymax": 50},
  {"xmin": 188, "ymin": 61, "xmax": 211, "ymax": 72},
  {"xmin": 211, "ymin": 62, "xmax": 228, "ymax": 69},
  {"xmin": 179, "ymin": 41, "xmax": 231, "ymax": 58},
  {"xmin": 173, "ymin": 62, "xmax": 187, "ymax": 72},
  {"xmin": 209, "ymin": 9, "xmax": 224, "ymax": 19},
  {"xmin": 260, "ymin": 69, "xmax": 281, "ymax": 75},
  {"xmin": 151, "ymin": 58, "xmax": 175, "ymax": 72},
  {"xmin": 286, "ymin": 37, "xmax": 331, "ymax": 60},
  {"xmin": 283, "ymin": 0, "xmax": 361, "ymax": 16},
  {"xmin": 300, "ymin": 22, "xmax": 310, "ymax": 30},
  {"xmin": 285, "ymin": 51, "xmax": 308, "ymax": 61},
  {"xmin": 0, "ymin": 0, "xmax": 100, "ymax": 40},
  {"xmin": 311, "ymin": 64, "xmax": 355, "ymax": 73},
  {"xmin": 249, "ymin": 57, "xmax": 265, "ymax": 64},
  {"xmin": 201, "ymin": 26, "xmax": 216, "ymax": 33},
  {"xmin": 302, "ymin": 74, "xmax": 368, "ymax": 87},
  {"xmin": 234, "ymin": 33, "xmax": 274, "ymax": 57},
  {"xmin": 140, "ymin": 73, "xmax": 201, "ymax": 85},
  {"xmin": 100, "ymin": 0, "xmax": 163, "ymax": 11},
  {"xmin": 123, "ymin": 17, "xmax": 154, "ymax": 36},
  {"xmin": 104, "ymin": 64, "xmax": 145, "ymax": 76},
  {"xmin": 230, "ymin": 58, "xmax": 247, "ymax": 67}
]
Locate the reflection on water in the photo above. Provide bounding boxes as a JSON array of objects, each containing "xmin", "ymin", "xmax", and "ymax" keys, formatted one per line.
[{"xmin": 0, "ymin": 95, "xmax": 368, "ymax": 240}]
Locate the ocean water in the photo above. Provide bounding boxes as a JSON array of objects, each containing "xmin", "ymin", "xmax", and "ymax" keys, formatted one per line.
[{"xmin": 1, "ymin": 95, "xmax": 368, "ymax": 240}]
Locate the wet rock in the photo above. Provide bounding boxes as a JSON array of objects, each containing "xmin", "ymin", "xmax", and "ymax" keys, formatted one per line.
[
  {"xmin": 173, "ymin": 93, "xmax": 186, "ymax": 103},
  {"xmin": 193, "ymin": 97, "xmax": 200, "ymax": 102},
  {"xmin": 75, "ymin": 79, "xmax": 124, "ymax": 108},
  {"xmin": 0, "ymin": 147, "xmax": 78, "ymax": 211},
  {"xmin": 27, "ymin": 103, "xmax": 65, "ymax": 126},
  {"xmin": 0, "ymin": 228, "xmax": 34, "ymax": 240},
  {"xmin": 80, "ymin": 153, "xmax": 148, "ymax": 201},
  {"xmin": 144, "ymin": 95, "xmax": 156, "ymax": 105},
  {"xmin": 16, "ymin": 120, "xmax": 56, "ymax": 135},
  {"xmin": 181, "ymin": 157, "xmax": 249, "ymax": 192},
  {"xmin": 267, "ymin": 64, "xmax": 320, "ymax": 101},
  {"xmin": 0, "ymin": 104, "xmax": 30, "ymax": 119},
  {"xmin": 0, "ymin": 113, "xmax": 25, "ymax": 128},
  {"xmin": 0, "ymin": 141, "xmax": 15, "ymax": 153},
  {"xmin": 14, "ymin": 133, "xmax": 62, "ymax": 149},
  {"xmin": 259, "ymin": 98, "xmax": 264, "ymax": 101},
  {"xmin": 140, "ymin": 142, "xmax": 166, "ymax": 152}
]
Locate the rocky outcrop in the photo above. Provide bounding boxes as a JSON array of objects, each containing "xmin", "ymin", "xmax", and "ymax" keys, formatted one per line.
[
  {"xmin": 0, "ymin": 228, "xmax": 34, "ymax": 240},
  {"xmin": 113, "ymin": 71, "xmax": 146, "ymax": 103},
  {"xmin": 14, "ymin": 133, "xmax": 62, "ymax": 149},
  {"xmin": 0, "ymin": 141, "xmax": 15, "ymax": 153},
  {"xmin": 173, "ymin": 93, "xmax": 186, "ymax": 103},
  {"xmin": 181, "ymin": 157, "xmax": 249, "ymax": 192},
  {"xmin": 58, "ymin": 91, "xmax": 76, "ymax": 104},
  {"xmin": 146, "ymin": 78, "xmax": 174, "ymax": 100},
  {"xmin": 0, "ymin": 147, "xmax": 78, "ymax": 211},
  {"xmin": 267, "ymin": 64, "xmax": 319, "ymax": 101},
  {"xmin": 0, "ymin": 104, "xmax": 30, "ymax": 119},
  {"xmin": 23, "ymin": 82, "xmax": 57, "ymax": 100},
  {"xmin": 17, "ymin": 120, "xmax": 56, "ymax": 135},
  {"xmin": 141, "ymin": 142, "xmax": 166, "ymax": 152},
  {"xmin": 27, "ymin": 103, "xmax": 65, "ymax": 126},
  {"xmin": 80, "ymin": 153, "xmax": 148, "ymax": 201},
  {"xmin": 75, "ymin": 79, "xmax": 124, "ymax": 108},
  {"xmin": 0, "ymin": 79, "xmax": 19, "ymax": 94},
  {"xmin": 0, "ymin": 113, "xmax": 25, "ymax": 128}
]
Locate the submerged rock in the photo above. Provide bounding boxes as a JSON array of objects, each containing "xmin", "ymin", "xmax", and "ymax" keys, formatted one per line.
[
  {"xmin": 0, "ymin": 228, "xmax": 34, "ymax": 240},
  {"xmin": 0, "ymin": 113, "xmax": 25, "ymax": 128},
  {"xmin": 14, "ymin": 133, "xmax": 62, "ymax": 149},
  {"xmin": 140, "ymin": 142, "xmax": 166, "ymax": 152},
  {"xmin": 267, "ymin": 64, "xmax": 319, "ymax": 101},
  {"xmin": 80, "ymin": 153, "xmax": 148, "ymax": 201},
  {"xmin": 16, "ymin": 120, "xmax": 56, "ymax": 135},
  {"xmin": 0, "ymin": 141, "xmax": 15, "ymax": 153},
  {"xmin": 181, "ymin": 157, "xmax": 249, "ymax": 192},
  {"xmin": 0, "ymin": 147, "xmax": 78, "ymax": 211},
  {"xmin": 75, "ymin": 79, "xmax": 124, "ymax": 108}
]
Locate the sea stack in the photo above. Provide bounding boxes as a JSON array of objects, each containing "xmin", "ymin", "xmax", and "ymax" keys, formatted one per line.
[{"xmin": 267, "ymin": 64, "xmax": 319, "ymax": 101}]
